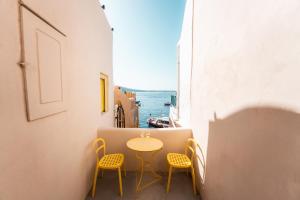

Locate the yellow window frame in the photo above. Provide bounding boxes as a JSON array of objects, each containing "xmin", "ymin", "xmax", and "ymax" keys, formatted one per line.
[{"xmin": 100, "ymin": 73, "xmax": 109, "ymax": 113}]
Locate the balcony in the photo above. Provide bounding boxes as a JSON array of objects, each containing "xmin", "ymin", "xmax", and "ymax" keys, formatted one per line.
[
  {"xmin": 85, "ymin": 128, "xmax": 202, "ymax": 199},
  {"xmin": 3, "ymin": 0, "xmax": 300, "ymax": 199}
]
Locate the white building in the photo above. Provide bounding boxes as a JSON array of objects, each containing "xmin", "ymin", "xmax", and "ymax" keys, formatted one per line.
[
  {"xmin": 177, "ymin": 0, "xmax": 300, "ymax": 199},
  {"xmin": 0, "ymin": 0, "xmax": 114, "ymax": 199}
]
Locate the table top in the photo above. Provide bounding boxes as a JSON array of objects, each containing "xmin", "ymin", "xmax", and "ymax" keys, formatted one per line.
[{"xmin": 127, "ymin": 137, "xmax": 163, "ymax": 152}]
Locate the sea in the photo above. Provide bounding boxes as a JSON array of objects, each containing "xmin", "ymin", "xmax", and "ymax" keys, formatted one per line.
[{"xmin": 136, "ymin": 91, "xmax": 176, "ymax": 128}]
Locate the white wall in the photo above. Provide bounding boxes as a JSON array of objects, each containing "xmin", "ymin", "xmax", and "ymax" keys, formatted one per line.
[
  {"xmin": 0, "ymin": 0, "xmax": 113, "ymax": 199},
  {"xmin": 179, "ymin": 0, "xmax": 300, "ymax": 199},
  {"xmin": 177, "ymin": 0, "xmax": 193, "ymax": 127}
]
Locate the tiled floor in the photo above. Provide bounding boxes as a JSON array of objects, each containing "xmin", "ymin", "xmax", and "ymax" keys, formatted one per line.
[{"xmin": 86, "ymin": 171, "xmax": 200, "ymax": 200}]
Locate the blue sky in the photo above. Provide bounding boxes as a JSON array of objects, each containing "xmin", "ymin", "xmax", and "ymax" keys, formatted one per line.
[{"xmin": 101, "ymin": 0, "xmax": 186, "ymax": 90}]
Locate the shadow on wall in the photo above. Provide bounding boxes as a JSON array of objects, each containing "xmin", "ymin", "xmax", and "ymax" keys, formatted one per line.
[{"xmin": 204, "ymin": 107, "xmax": 300, "ymax": 200}]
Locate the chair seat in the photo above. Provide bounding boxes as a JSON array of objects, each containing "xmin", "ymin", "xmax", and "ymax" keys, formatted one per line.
[
  {"xmin": 98, "ymin": 153, "xmax": 124, "ymax": 169},
  {"xmin": 167, "ymin": 153, "xmax": 191, "ymax": 168}
]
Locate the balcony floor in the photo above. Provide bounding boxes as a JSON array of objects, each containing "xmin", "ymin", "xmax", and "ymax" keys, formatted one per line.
[{"xmin": 86, "ymin": 171, "xmax": 200, "ymax": 200}]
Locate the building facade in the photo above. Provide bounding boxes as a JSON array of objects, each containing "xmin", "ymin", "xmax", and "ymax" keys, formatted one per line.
[
  {"xmin": 178, "ymin": 0, "xmax": 300, "ymax": 199},
  {"xmin": 114, "ymin": 86, "xmax": 139, "ymax": 128},
  {"xmin": 0, "ymin": 0, "xmax": 114, "ymax": 199}
]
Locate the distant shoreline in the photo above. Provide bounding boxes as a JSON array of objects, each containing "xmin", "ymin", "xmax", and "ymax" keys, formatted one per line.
[
  {"xmin": 135, "ymin": 90, "xmax": 176, "ymax": 93},
  {"xmin": 119, "ymin": 86, "xmax": 176, "ymax": 93}
]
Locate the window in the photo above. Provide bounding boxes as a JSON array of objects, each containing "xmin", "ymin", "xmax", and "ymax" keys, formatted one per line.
[
  {"xmin": 21, "ymin": 6, "xmax": 67, "ymax": 121},
  {"xmin": 100, "ymin": 73, "xmax": 108, "ymax": 112}
]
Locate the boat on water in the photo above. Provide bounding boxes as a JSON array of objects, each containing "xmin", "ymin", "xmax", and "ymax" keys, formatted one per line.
[
  {"xmin": 147, "ymin": 116, "xmax": 170, "ymax": 128},
  {"xmin": 135, "ymin": 100, "xmax": 141, "ymax": 106},
  {"xmin": 164, "ymin": 102, "xmax": 171, "ymax": 106}
]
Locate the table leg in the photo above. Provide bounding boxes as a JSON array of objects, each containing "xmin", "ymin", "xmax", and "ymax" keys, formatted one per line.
[
  {"xmin": 135, "ymin": 150, "xmax": 162, "ymax": 192},
  {"xmin": 136, "ymin": 152, "xmax": 144, "ymax": 192}
]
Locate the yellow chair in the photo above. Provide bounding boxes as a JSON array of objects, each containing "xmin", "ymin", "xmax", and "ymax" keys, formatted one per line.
[
  {"xmin": 92, "ymin": 138, "xmax": 126, "ymax": 198},
  {"xmin": 166, "ymin": 138, "xmax": 201, "ymax": 194}
]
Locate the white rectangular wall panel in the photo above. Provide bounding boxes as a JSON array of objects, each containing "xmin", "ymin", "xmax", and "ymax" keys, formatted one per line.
[{"xmin": 21, "ymin": 7, "xmax": 67, "ymax": 121}]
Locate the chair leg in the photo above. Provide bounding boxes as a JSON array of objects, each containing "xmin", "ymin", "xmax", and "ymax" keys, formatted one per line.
[
  {"xmin": 92, "ymin": 166, "xmax": 99, "ymax": 198},
  {"xmin": 166, "ymin": 166, "xmax": 173, "ymax": 193},
  {"xmin": 191, "ymin": 166, "xmax": 196, "ymax": 195},
  {"xmin": 118, "ymin": 167, "xmax": 123, "ymax": 196}
]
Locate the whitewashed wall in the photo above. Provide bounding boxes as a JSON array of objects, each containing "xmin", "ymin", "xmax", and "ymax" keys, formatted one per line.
[
  {"xmin": 179, "ymin": 0, "xmax": 300, "ymax": 199},
  {"xmin": 177, "ymin": 0, "xmax": 193, "ymax": 127},
  {"xmin": 0, "ymin": 0, "xmax": 113, "ymax": 199}
]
